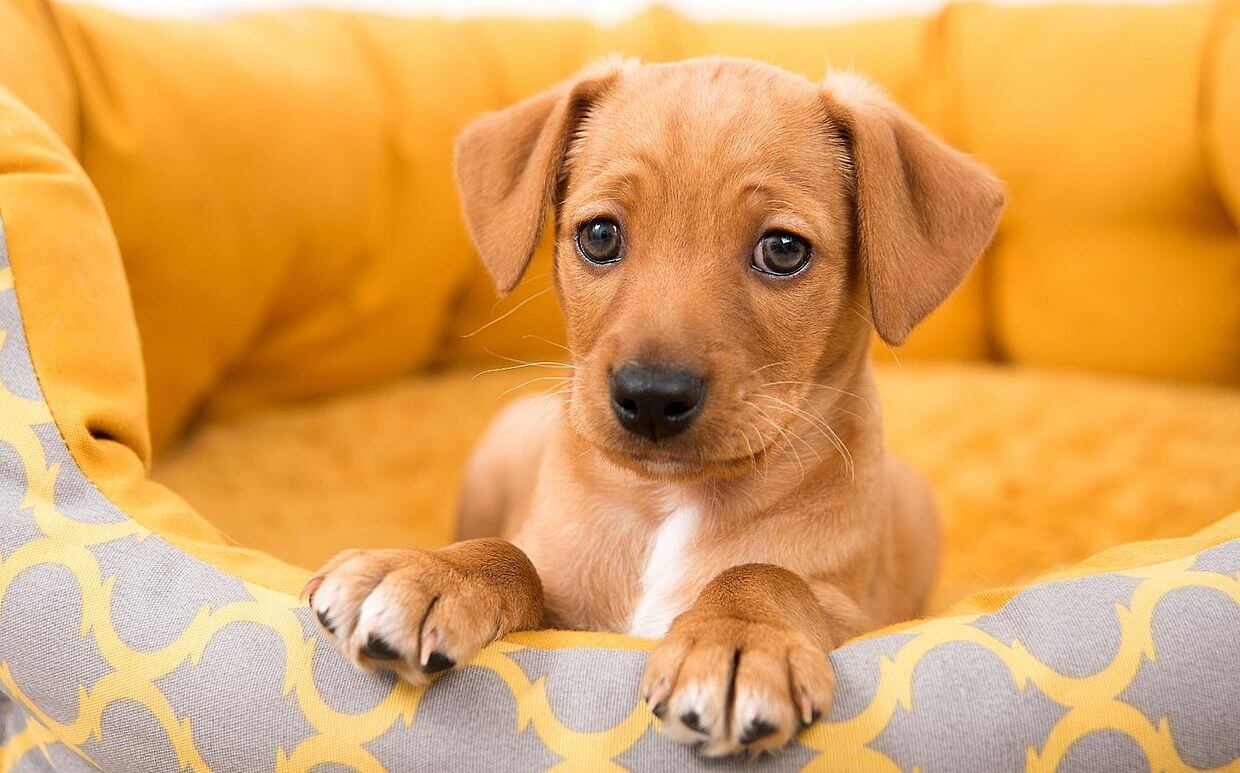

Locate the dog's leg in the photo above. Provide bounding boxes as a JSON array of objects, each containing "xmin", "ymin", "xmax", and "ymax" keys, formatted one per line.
[
  {"xmin": 639, "ymin": 564, "xmax": 864, "ymax": 757},
  {"xmin": 457, "ymin": 394, "xmax": 561, "ymax": 540},
  {"xmin": 305, "ymin": 539, "xmax": 543, "ymax": 684},
  {"xmin": 886, "ymin": 454, "xmax": 941, "ymax": 620}
]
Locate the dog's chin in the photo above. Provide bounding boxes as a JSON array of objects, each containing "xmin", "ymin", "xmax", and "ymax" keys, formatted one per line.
[
  {"xmin": 629, "ymin": 458, "xmax": 705, "ymax": 481},
  {"xmin": 570, "ymin": 410, "xmax": 767, "ymax": 482},
  {"xmin": 593, "ymin": 440, "xmax": 764, "ymax": 483}
]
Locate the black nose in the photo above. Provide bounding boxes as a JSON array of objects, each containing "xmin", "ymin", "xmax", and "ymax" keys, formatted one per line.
[{"xmin": 610, "ymin": 364, "xmax": 707, "ymax": 440}]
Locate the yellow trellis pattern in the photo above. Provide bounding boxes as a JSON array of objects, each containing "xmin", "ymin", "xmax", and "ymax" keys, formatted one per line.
[
  {"xmin": 799, "ymin": 560, "xmax": 1240, "ymax": 772},
  {"xmin": 0, "ymin": 263, "xmax": 1238, "ymax": 770},
  {"xmin": 4, "ymin": 481, "xmax": 1239, "ymax": 770}
]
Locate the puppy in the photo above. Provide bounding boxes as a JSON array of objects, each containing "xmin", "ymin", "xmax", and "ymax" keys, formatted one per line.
[{"xmin": 305, "ymin": 57, "xmax": 1003, "ymax": 756}]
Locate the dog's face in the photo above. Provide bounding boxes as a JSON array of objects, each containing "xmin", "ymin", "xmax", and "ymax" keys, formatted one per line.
[
  {"xmin": 553, "ymin": 63, "xmax": 856, "ymax": 478},
  {"xmin": 456, "ymin": 58, "xmax": 1003, "ymax": 481}
]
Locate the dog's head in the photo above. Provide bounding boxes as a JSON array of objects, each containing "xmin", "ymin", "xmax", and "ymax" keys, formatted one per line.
[{"xmin": 455, "ymin": 57, "xmax": 1003, "ymax": 480}]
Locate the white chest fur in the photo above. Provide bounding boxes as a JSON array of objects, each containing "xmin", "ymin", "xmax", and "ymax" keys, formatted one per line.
[{"xmin": 628, "ymin": 502, "xmax": 699, "ymax": 638}]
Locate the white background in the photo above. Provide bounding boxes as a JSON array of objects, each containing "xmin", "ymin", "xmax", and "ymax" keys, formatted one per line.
[{"xmin": 65, "ymin": 0, "xmax": 1186, "ymax": 24}]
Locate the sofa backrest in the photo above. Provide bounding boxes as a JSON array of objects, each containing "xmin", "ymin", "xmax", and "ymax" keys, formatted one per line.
[
  {"xmin": 443, "ymin": 2, "xmax": 1240, "ymax": 387},
  {"xmin": 2, "ymin": 0, "xmax": 1236, "ymax": 450}
]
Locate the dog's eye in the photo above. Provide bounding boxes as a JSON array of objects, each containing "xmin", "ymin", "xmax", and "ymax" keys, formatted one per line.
[
  {"xmin": 752, "ymin": 231, "xmax": 811, "ymax": 276},
  {"xmin": 576, "ymin": 218, "xmax": 623, "ymax": 264}
]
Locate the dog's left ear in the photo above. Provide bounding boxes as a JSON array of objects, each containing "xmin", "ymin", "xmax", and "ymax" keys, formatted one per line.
[
  {"xmin": 455, "ymin": 60, "xmax": 628, "ymax": 294},
  {"xmin": 822, "ymin": 73, "xmax": 1005, "ymax": 346}
]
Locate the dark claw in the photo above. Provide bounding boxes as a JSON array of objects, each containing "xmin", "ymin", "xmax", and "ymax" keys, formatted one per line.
[
  {"xmin": 651, "ymin": 701, "xmax": 667, "ymax": 720},
  {"xmin": 362, "ymin": 634, "xmax": 401, "ymax": 660},
  {"xmin": 680, "ymin": 711, "xmax": 708, "ymax": 735},
  {"xmin": 739, "ymin": 718, "xmax": 778, "ymax": 745},
  {"xmin": 314, "ymin": 606, "xmax": 336, "ymax": 635},
  {"xmin": 810, "ymin": 708, "xmax": 822, "ymax": 724},
  {"xmin": 422, "ymin": 651, "xmax": 456, "ymax": 674}
]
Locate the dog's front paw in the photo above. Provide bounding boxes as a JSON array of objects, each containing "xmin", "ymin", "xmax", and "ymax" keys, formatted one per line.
[
  {"xmin": 304, "ymin": 548, "xmax": 502, "ymax": 685},
  {"xmin": 639, "ymin": 613, "xmax": 835, "ymax": 757}
]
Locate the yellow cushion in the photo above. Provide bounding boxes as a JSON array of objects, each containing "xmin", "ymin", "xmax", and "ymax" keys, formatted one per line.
[
  {"xmin": 0, "ymin": 0, "xmax": 77, "ymax": 146},
  {"xmin": 949, "ymin": 2, "xmax": 1240, "ymax": 383},
  {"xmin": 1205, "ymin": 0, "xmax": 1240, "ymax": 225},
  {"xmin": 0, "ymin": 60, "xmax": 304, "ymax": 594},
  {"xmin": 152, "ymin": 362, "xmax": 1240, "ymax": 613},
  {"xmin": 54, "ymin": 7, "xmax": 503, "ymax": 449}
]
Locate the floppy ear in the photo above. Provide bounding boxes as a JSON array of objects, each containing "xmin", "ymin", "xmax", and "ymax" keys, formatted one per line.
[
  {"xmin": 454, "ymin": 62, "xmax": 626, "ymax": 293},
  {"xmin": 822, "ymin": 72, "xmax": 1005, "ymax": 346}
]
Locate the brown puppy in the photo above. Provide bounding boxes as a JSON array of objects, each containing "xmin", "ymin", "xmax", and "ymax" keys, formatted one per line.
[{"xmin": 306, "ymin": 57, "xmax": 1003, "ymax": 756}]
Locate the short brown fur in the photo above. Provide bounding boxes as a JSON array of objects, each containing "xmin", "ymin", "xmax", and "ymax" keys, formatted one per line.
[{"xmin": 309, "ymin": 57, "xmax": 1002, "ymax": 757}]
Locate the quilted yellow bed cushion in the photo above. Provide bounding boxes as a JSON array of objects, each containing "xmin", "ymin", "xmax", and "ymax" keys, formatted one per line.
[
  {"xmin": 0, "ymin": 3, "xmax": 1237, "ymax": 766},
  {"xmin": 152, "ymin": 361, "xmax": 1240, "ymax": 613}
]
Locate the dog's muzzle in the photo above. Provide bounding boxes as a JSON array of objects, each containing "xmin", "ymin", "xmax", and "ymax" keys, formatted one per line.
[{"xmin": 609, "ymin": 363, "xmax": 706, "ymax": 441}]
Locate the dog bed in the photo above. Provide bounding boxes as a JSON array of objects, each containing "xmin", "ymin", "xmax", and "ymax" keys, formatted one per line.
[{"xmin": 1, "ymin": 0, "xmax": 1238, "ymax": 769}]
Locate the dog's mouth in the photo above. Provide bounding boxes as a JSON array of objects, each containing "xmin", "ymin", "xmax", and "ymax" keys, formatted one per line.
[{"xmin": 594, "ymin": 439, "xmax": 771, "ymax": 482}]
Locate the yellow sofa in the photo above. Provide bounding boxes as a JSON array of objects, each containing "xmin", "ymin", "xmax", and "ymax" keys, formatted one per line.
[{"xmin": 0, "ymin": 0, "xmax": 1237, "ymax": 769}]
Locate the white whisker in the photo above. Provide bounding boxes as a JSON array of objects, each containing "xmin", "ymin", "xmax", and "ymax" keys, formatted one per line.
[
  {"xmin": 743, "ymin": 399, "xmax": 810, "ymax": 481},
  {"xmin": 461, "ymin": 286, "xmax": 554, "ymax": 339},
  {"xmin": 493, "ymin": 375, "xmax": 572, "ymax": 404},
  {"xmin": 758, "ymin": 380, "xmax": 873, "ymax": 412},
  {"xmin": 472, "ymin": 359, "xmax": 575, "ymax": 381},
  {"xmin": 520, "ymin": 334, "xmax": 580, "ymax": 358},
  {"xmin": 754, "ymin": 393, "xmax": 855, "ymax": 481}
]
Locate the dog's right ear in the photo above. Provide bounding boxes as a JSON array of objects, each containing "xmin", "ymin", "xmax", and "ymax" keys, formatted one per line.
[{"xmin": 454, "ymin": 62, "xmax": 628, "ymax": 294}]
